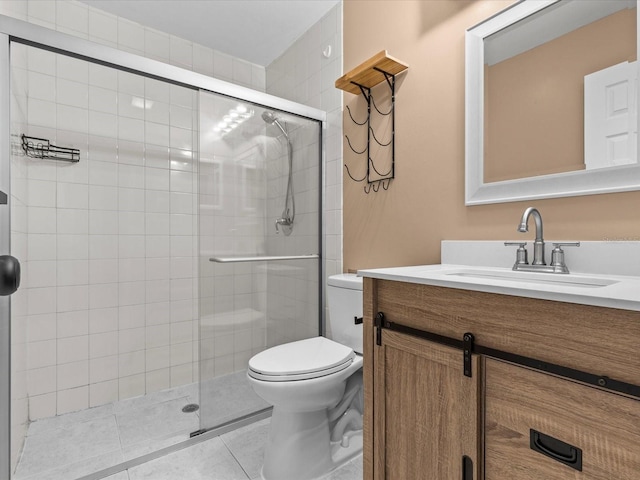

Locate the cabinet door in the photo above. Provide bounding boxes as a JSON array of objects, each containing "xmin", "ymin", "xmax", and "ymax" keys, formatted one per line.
[
  {"xmin": 372, "ymin": 330, "xmax": 480, "ymax": 480},
  {"xmin": 485, "ymin": 358, "xmax": 640, "ymax": 479}
]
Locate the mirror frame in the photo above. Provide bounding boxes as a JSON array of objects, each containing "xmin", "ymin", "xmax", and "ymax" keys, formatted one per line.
[{"xmin": 465, "ymin": 0, "xmax": 640, "ymax": 205}]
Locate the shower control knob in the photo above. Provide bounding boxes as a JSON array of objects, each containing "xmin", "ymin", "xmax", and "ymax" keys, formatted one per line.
[{"xmin": 0, "ymin": 255, "xmax": 20, "ymax": 296}]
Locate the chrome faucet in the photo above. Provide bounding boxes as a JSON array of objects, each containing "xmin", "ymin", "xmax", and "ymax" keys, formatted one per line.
[
  {"xmin": 518, "ymin": 207, "xmax": 545, "ymax": 265},
  {"xmin": 505, "ymin": 207, "xmax": 580, "ymax": 273}
]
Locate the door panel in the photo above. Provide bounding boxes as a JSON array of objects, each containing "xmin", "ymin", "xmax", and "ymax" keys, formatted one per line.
[
  {"xmin": 585, "ymin": 60, "xmax": 637, "ymax": 169},
  {"xmin": 374, "ymin": 330, "xmax": 480, "ymax": 479}
]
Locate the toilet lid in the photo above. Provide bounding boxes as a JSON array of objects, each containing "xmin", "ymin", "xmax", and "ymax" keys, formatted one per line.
[{"xmin": 248, "ymin": 337, "xmax": 355, "ymax": 381}]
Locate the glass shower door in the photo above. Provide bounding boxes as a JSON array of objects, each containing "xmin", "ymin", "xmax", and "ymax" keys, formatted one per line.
[
  {"xmin": 198, "ymin": 90, "xmax": 322, "ymax": 431},
  {"xmin": 9, "ymin": 41, "xmax": 201, "ymax": 479}
]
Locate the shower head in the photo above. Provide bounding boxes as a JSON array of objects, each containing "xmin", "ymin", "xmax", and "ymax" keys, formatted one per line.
[
  {"xmin": 261, "ymin": 110, "xmax": 277, "ymax": 125},
  {"xmin": 262, "ymin": 110, "xmax": 289, "ymax": 139}
]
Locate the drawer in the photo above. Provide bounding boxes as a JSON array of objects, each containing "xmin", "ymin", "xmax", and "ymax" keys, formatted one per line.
[{"xmin": 484, "ymin": 358, "xmax": 640, "ymax": 479}]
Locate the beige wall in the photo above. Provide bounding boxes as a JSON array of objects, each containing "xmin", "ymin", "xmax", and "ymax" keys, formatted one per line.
[
  {"xmin": 485, "ymin": 8, "xmax": 636, "ymax": 183},
  {"xmin": 342, "ymin": 0, "xmax": 640, "ymax": 272}
]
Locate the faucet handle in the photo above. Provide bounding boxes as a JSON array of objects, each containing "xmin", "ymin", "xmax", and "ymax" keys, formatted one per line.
[
  {"xmin": 504, "ymin": 242, "xmax": 528, "ymax": 267},
  {"xmin": 550, "ymin": 242, "xmax": 580, "ymax": 273},
  {"xmin": 552, "ymin": 242, "xmax": 580, "ymax": 249}
]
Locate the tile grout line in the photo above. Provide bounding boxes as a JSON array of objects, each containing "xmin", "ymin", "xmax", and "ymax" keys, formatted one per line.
[{"xmin": 219, "ymin": 433, "xmax": 253, "ymax": 480}]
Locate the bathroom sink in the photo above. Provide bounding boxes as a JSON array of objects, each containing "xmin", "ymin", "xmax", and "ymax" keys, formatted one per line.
[{"xmin": 443, "ymin": 268, "xmax": 618, "ymax": 288}]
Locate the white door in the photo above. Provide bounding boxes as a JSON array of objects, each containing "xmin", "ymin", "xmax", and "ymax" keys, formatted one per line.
[{"xmin": 584, "ymin": 60, "xmax": 637, "ymax": 170}]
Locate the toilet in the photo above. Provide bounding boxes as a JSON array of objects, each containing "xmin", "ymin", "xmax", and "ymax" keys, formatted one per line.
[{"xmin": 247, "ymin": 273, "xmax": 364, "ymax": 480}]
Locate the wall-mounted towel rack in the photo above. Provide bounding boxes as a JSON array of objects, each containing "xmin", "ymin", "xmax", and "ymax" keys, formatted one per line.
[
  {"xmin": 210, "ymin": 254, "xmax": 319, "ymax": 263},
  {"xmin": 335, "ymin": 50, "xmax": 408, "ymax": 193},
  {"xmin": 21, "ymin": 134, "xmax": 80, "ymax": 163}
]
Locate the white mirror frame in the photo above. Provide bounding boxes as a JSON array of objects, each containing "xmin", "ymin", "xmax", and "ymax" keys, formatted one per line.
[{"xmin": 465, "ymin": 0, "xmax": 640, "ymax": 205}]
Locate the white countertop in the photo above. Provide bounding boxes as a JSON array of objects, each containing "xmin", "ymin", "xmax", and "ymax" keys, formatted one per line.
[{"xmin": 358, "ymin": 264, "xmax": 640, "ymax": 312}]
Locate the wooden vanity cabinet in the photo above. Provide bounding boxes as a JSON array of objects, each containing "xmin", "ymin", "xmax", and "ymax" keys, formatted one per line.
[
  {"xmin": 363, "ymin": 277, "xmax": 640, "ymax": 480},
  {"xmin": 485, "ymin": 358, "xmax": 640, "ymax": 479},
  {"xmin": 370, "ymin": 329, "xmax": 480, "ymax": 479}
]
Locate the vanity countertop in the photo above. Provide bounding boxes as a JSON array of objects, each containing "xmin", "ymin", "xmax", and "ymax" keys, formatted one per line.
[{"xmin": 358, "ymin": 264, "xmax": 640, "ymax": 312}]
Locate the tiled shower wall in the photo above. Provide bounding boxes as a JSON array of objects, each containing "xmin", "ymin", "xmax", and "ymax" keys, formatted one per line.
[
  {"xmin": 13, "ymin": 43, "xmax": 199, "ymax": 418},
  {"xmin": 262, "ymin": 121, "xmax": 321, "ymax": 348},
  {"xmin": 0, "ymin": 0, "xmax": 268, "ymax": 470},
  {"xmin": 265, "ymin": 3, "xmax": 343, "ymax": 339}
]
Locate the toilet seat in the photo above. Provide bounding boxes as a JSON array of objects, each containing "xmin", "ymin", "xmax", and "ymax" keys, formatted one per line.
[{"xmin": 248, "ymin": 336, "xmax": 356, "ymax": 382}]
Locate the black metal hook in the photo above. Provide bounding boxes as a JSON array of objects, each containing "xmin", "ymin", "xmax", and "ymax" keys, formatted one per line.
[
  {"xmin": 370, "ymin": 157, "xmax": 393, "ymax": 178},
  {"xmin": 344, "ymin": 163, "xmax": 366, "ymax": 183},
  {"xmin": 346, "ymin": 105, "xmax": 367, "ymax": 126},
  {"xmin": 345, "ymin": 135, "xmax": 366, "ymax": 155},
  {"xmin": 371, "ymin": 95, "xmax": 392, "ymax": 116},
  {"xmin": 369, "ymin": 126, "xmax": 392, "ymax": 147}
]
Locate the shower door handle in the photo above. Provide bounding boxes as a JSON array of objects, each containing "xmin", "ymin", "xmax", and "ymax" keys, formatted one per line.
[
  {"xmin": 0, "ymin": 255, "xmax": 20, "ymax": 296},
  {"xmin": 0, "ymin": 190, "xmax": 20, "ymax": 296}
]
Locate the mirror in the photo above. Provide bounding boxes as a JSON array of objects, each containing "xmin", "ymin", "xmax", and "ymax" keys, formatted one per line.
[{"xmin": 466, "ymin": 0, "xmax": 640, "ymax": 205}]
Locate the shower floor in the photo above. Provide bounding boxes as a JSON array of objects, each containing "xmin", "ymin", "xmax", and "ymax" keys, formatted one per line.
[{"xmin": 14, "ymin": 371, "xmax": 267, "ymax": 480}]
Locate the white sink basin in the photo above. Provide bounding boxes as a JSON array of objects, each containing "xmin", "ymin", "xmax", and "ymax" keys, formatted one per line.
[{"xmin": 444, "ymin": 268, "xmax": 619, "ymax": 288}]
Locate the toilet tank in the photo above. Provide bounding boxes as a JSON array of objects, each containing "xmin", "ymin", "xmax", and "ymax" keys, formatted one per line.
[{"xmin": 327, "ymin": 273, "xmax": 363, "ymax": 354}]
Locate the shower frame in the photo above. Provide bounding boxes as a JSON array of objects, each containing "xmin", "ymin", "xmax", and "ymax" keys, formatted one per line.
[{"xmin": 0, "ymin": 14, "xmax": 327, "ymax": 479}]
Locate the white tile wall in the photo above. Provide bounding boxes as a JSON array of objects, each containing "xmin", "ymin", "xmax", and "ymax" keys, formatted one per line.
[
  {"xmin": 265, "ymin": 3, "xmax": 343, "ymax": 341},
  {"xmin": 11, "ymin": 43, "xmax": 200, "ymax": 424}
]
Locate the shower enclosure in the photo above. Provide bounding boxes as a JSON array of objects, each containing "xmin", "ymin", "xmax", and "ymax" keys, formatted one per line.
[
  {"xmin": 198, "ymin": 92, "xmax": 322, "ymax": 432},
  {"xmin": 0, "ymin": 15, "xmax": 324, "ymax": 480}
]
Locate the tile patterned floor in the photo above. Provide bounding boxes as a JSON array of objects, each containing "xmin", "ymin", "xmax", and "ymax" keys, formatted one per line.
[
  {"xmin": 14, "ymin": 383, "xmax": 200, "ymax": 480},
  {"xmin": 14, "ymin": 372, "xmax": 268, "ymax": 480},
  {"xmin": 106, "ymin": 419, "xmax": 363, "ymax": 480},
  {"xmin": 14, "ymin": 372, "xmax": 362, "ymax": 480}
]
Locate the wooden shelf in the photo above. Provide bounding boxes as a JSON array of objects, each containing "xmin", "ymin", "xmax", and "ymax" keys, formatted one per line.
[{"xmin": 335, "ymin": 50, "xmax": 408, "ymax": 95}]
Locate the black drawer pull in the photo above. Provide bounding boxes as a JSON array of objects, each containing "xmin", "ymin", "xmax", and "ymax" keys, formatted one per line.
[
  {"xmin": 530, "ymin": 429, "xmax": 582, "ymax": 471},
  {"xmin": 462, "ymin": 455, "xmax": 473, "ymax": 479}
]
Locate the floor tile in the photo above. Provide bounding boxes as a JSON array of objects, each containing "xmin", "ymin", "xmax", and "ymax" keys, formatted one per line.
[
  {"xmin": 220, "ymin": 419, "xmax": 270, "ymax": 479},
  {"xmin": 14, "ymin": 377, "xmax": 363, "ymax": 480},
  {"xmin": 15, "ymin": 449, "xmax": 124, "ymax": 480},
  {"xmin": 113, "ymin": 383, "xmax": 198, "ymax": 415},
  {"xmin": 122, "ymin": 432, "xmax": 192, "ymax": 462},
  {"xmin": 103, "ymin": 473, "xmax": 130, "ymax": 480},
  {"xmin": 27, "ymin": 403, "xmax": 115, "ymax": 436},
  {"xmin": 14, "ymin": 415, "xmax": 121, "ymax": 479},
  {"xmin": 128, "ymin": 437, "xmax": 249, "ymax": 480},
  {"xmin": 322, "ymin": 456, "xmax": 363, "ymax": 480},
  {"xmin": 16, "ymin": 381, "xmax": 210, "ymax": 479},
  {"xmin": 199, "ymin": 372, "xmax": 269, "ymax": 429},
  {"xmin": 116, "ymin": 397, "xmax": 199, "ymax": 447}
]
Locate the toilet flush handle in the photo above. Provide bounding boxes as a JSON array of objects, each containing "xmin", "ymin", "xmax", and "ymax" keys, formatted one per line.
[{"xmin": 354, "ymin": 316, "xmax": 363, "ymax": 325}]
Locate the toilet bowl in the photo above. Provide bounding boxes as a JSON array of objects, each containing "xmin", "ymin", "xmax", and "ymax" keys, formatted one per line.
[{"xmin": 247, "ymin": 273, "xmax": 363, "ymax": 480}]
